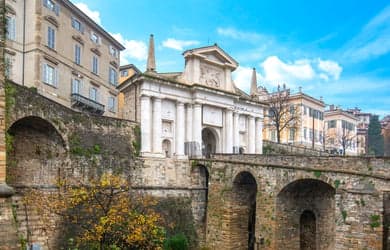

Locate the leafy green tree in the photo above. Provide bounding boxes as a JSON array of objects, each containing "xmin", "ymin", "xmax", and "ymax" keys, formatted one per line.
[{"xmin": 367, "ymin": 115, "xmax": 384, "ymax": 156}]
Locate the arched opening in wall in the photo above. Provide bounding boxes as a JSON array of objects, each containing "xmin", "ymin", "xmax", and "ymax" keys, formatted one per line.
[
  {"xmin": 231, "ymin": 171, "xmax": 257, "ymax": 250},
  {"xmin": 300, "ymin": 210, "xmax": 316, "ymax": 250},
  {"xmin": 7, "ymin": 116, "xmax": 67, "ymax": 186},
  {"xmin": 190, "ymin": 165, "xmax": 209, "ymax": 241},
  {"xmin": 202, "ymin": 127, "xmax": 218, "ymax": 158},
  {"xmin": 276, "ymin": 179, "xmax": 335, "ymax": 250},
  {"xmin": 162, "ymin": 139, "xmax": 172, "ymax": 158}
]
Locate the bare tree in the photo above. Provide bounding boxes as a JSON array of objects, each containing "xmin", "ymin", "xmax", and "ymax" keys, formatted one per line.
[
  {"xmin": 266, "ymin": 86, "xmax": 300, "ymax": 143},
  {"xmin": 338, "ymin": 126, "xmax": 356, "ymax": 156}
]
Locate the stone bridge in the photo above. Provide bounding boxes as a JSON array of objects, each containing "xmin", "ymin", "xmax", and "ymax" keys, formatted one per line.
[
  {"xmin": 193, "ymin": 154, "xmax": 390, "ymax": 250},
  {"xmin": 0, "ymin": 82, "xmax": 389, "ymax": 250}
]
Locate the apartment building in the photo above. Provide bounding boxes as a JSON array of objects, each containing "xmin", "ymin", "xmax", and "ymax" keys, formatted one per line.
[
  {"xmin": 324, "ymin": 106, "xmax": 359, "ymax": 156},
  {"xmin": 346, "ymin": 107, "xmax": 371, "ymax": 155},
  {"xmin": 4, "ymin": 0, "xmax": 125, "ymax": 117},
  {"xmin": 259, "ymin": 85, "xmax": 325, "ymax": 150}
]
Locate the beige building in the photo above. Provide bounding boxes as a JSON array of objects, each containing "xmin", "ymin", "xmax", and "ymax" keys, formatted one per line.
[
  {"xmin": 256, "ymin": 81, "xmax": 325, "ymax": 150},
  {"xmin": 346, "ymin": 108, "xmax": 371, "ymax": 155},
  {"xmin": 324, "ymin": 106, "xmax": 359, "ymax": 156},
  {"xmin": 4, "ymin": 0, "xmax": 125, "ymax": 117}
]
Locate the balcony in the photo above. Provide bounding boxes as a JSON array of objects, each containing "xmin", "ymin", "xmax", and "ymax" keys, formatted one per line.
[{"xmin": 71, "ymin": 93, "xmax": 105, "ymax": 115}]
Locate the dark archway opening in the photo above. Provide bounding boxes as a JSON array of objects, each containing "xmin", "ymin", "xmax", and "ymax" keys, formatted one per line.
[
  {"xmin": 7, "ymin": 116, "xmax": 66, "ymax": 186},
  {"xmin": 300, "ymin": 210, "xmax": 316, "ymax": 250},
  {"xmin": 202, "ymin": 128, "xmax": 217, "ymax": 158},
  {"xmin": 276, "ymin": 179, "xmax": 335, "ymax": 250},
  {"xmin": 232, "ymin": 171, "xmax": 257, "ymax": 250}
]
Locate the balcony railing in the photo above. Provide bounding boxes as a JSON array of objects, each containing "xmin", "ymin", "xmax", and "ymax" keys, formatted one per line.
[{"xmin": 71, "ymin": 93, "xmax": 105, "ymax": 115}]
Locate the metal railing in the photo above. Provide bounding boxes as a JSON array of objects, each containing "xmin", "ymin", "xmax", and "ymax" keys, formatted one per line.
[{"xmin": 71, "ymin": 93, "xmax": 105, "ymax": 115}]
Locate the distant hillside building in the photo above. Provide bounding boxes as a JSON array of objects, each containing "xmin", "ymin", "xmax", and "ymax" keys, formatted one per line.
[
  {"xmin": 4, "ymin": 0, "xmax": 125, "ymax": 117},
  {"xmin": 324, "ymin": 106, "xmax": 359, "ymax": 156},
  {"xmin": 381, "ymin": 115, "xmax": 390, "ymax": 157},
  {"xmin": 118, "ymin": 35, "xmax": 266, "ymax": 158},
  {"xmin": 346, "ymin": 107, "xmax": 371, "ymax": 155}
]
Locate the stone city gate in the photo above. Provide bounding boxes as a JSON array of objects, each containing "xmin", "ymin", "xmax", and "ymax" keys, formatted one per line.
[{"xmin": 195, "ymin": 154, "xmax": 390, "ymax": 250}]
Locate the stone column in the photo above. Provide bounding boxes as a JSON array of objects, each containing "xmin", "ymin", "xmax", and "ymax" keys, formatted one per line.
[
  {"xmin": 152, "ymin": 97, "xmax": 162, "ymax": 153},
  {"xmin": 185, "ymin": 104, "xmax": 193, "ymax": 155},
  {"xmin": 140, "ymin": 95, "xmax": 151, "ymax": 153},
  {"xmin": 225, "ymin": 109, "xmax": 233, "ymax": 153},
  {"xmin": 176, "ymin": 102, "xmax": 185, "ymax": 156},
  {"xmin": 233, "ymin": 112, "xmax": 240, "ymax": 153},
  {"xmin": 248, "ymin": 116, "xmax": 255, "ymax": 153},
  {"xmin": 193, "ymin": 103, "xmax": 202, "ymax": 157},
  {"xmin": 186, "ymin": 104, "xmax": 193, "ymax": 143},
  {"xmin": 255, "ymin": 117, "xmax": 263, "ymax": 154}
]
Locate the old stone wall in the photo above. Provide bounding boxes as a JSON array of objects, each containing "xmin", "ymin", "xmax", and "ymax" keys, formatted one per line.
[
  {"xmin": 202, "ymin": 154, "xmax": 390, "ymax": 250},
  {"xmin": 263, "ymin": 140, "xmax": 330, "ymax": 156}
]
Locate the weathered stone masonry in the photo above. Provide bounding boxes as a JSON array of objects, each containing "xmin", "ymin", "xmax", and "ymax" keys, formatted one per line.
[
  {"xmin": 200, "ymin": 155, "xmax": 390, "ymax": 250},
  {"xmin": 0, "ymin": 82, "xmax": 390, "ymax": 250}
]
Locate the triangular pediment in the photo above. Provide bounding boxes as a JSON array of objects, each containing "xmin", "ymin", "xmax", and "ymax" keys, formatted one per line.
[{"xmin": 183, "ymin": 45, "xmax": 239, "ymax": 69}]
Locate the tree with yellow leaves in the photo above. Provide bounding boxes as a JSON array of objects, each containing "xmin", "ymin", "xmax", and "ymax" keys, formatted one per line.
[{"xmin": 24, "ymin": 174, "xmax": 165, "ymax": 250}]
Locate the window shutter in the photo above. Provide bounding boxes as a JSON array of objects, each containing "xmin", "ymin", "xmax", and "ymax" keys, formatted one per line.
[
  {"xmin": 80, "ymin": 24, "xmax": 84, "ymax": 33},
  {"xmin": 54, "ymin": 4, "xmax": 60, "ymax": 16},
  {"xmin": 54, "ymin": 68, "xmax": 59, "ymax": 87},
  {"xmin": 42, "ymin": 64, "xmax": 47, "ymax": 83}
]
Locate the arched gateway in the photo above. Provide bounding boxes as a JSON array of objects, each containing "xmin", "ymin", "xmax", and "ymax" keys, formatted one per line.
[
  {"xmin": 230, "ymin": 171, "xmax": 257, "ymax": 250},
  {"xmin": 202, "ymin": 128, "xmax": 218, "ymax": 158},
  {"xmin": 276, "ymin": 179, "xmax": 335, "ymax": 250}
]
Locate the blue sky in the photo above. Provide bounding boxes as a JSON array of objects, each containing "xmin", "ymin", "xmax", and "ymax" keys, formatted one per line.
[{"xmin": 72, "ymin": 0, "xmax": 390, "ymax": 117}]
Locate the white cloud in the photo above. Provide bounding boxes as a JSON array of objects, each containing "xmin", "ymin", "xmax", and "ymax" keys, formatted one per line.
[
  {"xmin": 317, "ymin": 59, "xmax": 343, "ymax": 80},
  {"xmin": 74, "ymin": 2, "xmax": 101, "ymax": 25},
  {"xmin": 162, "ymin": 38, "xmax": 200, "ymax": 51},
  {"xmin": 261, "ymin": 56, "xmax": 315, "ymax": 85},
  {"xmin": 342, "ymin": 5, "xmax": 390, "ymax": 62},
  {"xmin": 111, "ymin": 33, "xmax": 147, "ymax": 64},
  {"xmin": 217, "ymin": 27, "xmax": 263, "ymax": 41},
  {"xmin": 232, "ymin": 66, "xmax": 263, "ymax": 92},
  {"xmin": 232, "ymin": 56, "xmax": 343, "ymax": 93}
]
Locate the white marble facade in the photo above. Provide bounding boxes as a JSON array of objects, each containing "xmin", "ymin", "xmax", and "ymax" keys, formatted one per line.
[{"xmin": 124, "ymin": 43, "xmax": 265, "ymax": 158}]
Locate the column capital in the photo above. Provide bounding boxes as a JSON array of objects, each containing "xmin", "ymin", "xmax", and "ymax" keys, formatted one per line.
[
  {"xmin": 176, "ymin": 101, "xmax": 185, "ymax": 106},
  {"xmin": 152, "ymin": 96, "xmax": 162, "ymax": 102}
]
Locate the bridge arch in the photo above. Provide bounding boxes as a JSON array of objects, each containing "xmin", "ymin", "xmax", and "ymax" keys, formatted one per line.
[
  {"xmin": 7, "ymin": 116, "xmax": 68, "ymax": 186},
  {"xmin": 230, "ymin": 171, "xmax": 258, "ymax": 250},
  {"xmin": 276, "ymin": 178, "xmax": 335, "ymax": 250}
]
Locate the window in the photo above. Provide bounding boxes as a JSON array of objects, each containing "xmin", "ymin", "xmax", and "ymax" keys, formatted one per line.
[
  {"xmin": 289, "ymin": 105, "xmax": 295, "ymax": 115},
  {"xmin": 303, "ymin": 106, "xmax": 307, "ymax": 115},
  {"xmin": 303, "ymin": 127, "xmax": 307, "ymax": 140},
  {"xmin": 89, "ymin": 87, "xmax": 98, "ymax": 102},
  {"xmin": 43, "ymin": 0, "xmax": 60, "ymax": 15},
  {"xmin": 47, "ymin": 26, "xmax": 55, "ymax": 49},
  {"xmin": 328, "ymin": 120, "xmax": 336, "ymax": 128},
  {"xmin": 71, "ymin": 17, "xmax": 83, "ymax": 32},
  {"xmin": 319, "ymin": 131, "xmax": 323, "ymax": 144},
  {"xmin": 289, "ymin": 128, "xmax": 295, "ymax": 141},
  {"xmin": 309, "ymin": 129, "xmax": 313, "ymax": 140},
  {"xmin": 5, "ymin": 15, "xmax": 15, "ymax": 40},
  {"xmin": 109, "ymin": 67, "xmax": 117, "ymax": 86},
  {"xmin": 109, "ymin": 45, "xmax": 118, "ymax": 57},
  {"xmin": 71, "ymin": 79, "xmax": 80, "ymax": 94},
  {"xmin": 92, "ymin": 56, "xmax": 98, "ymax": 74},
  {"xmin": 108, "ymin": 96, "xmax": 116, "ymax": 112},
  {"xmin": 121, "ymin": 70, "xmax": 128, "ymax": 77},
  {"xmin": 270, "ymin": 130, "xmax": 276, "ymax": 142},
  {"xmin": 342, "ymin": 120, "xmax": 355, "ymax": 131},
  {"xmin": 42, "ymin": 63, "xmax": 58, "ymax": 86},
  {"xmin": 90, "ymin": 32, "xmax": 100, "ymax": 44},
  {"xmin": 74, "ymin": 44, "xmax": 81, "ymax": 65}
]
